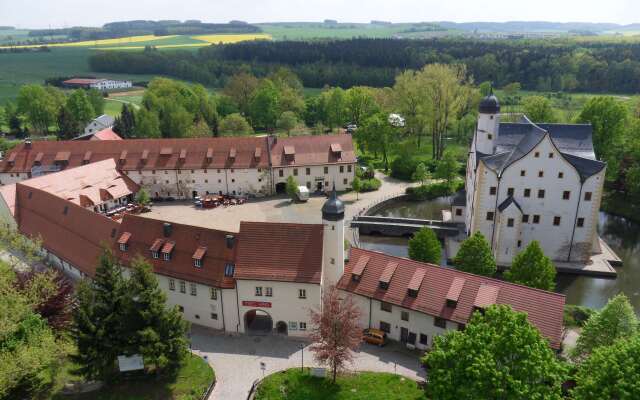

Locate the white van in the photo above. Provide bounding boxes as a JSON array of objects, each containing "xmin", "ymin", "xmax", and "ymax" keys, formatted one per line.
[{"xmin": 296, "ymin": 186, "xmax": 310, "ymax": 202}]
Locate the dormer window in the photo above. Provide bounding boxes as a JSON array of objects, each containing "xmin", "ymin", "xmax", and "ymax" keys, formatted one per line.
[
  {"xmin": 224, "ymin": 263, "xmax": 235, "ymax": 277},
  {"xmin": 379, "ymin": 281, "xmax": 389, "ymax": 290},
  {"xmin": 161, "ymin": 241, "xmax": 175, "ymax": 261},
  {"xmin": 193, "ymin": 246, "xmax": 206, "ymax": 268},
  {"xmin": 117, "ymin": 232, "xmax": 131, "ymax": 252},
  {"xmin": 446, "ymin": 299, "xmax": 457, "ymax": 308},
  {"xmin": 351, "ymin": 274, "xmax": 360, "ymax": 282},
  {"xmin": 150, "ymin": 238, "xmax": 164, "ymax": 259},
  {"xmin": 407, "ymin": 288, "xmax": 418, "ymax": 298}
]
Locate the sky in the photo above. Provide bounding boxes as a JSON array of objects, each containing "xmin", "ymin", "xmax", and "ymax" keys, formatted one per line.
[{"xmin": 0, "ymin": 0, "xmax": 638, "ymax": 29}]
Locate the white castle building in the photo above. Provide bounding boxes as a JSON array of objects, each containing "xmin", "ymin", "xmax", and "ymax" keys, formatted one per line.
[{"xmin": 453, "ymin": 93, "xmax": 606, "ymax": 265}]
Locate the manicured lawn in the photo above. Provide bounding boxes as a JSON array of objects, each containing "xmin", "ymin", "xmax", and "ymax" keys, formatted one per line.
[
  {"xmin": 254, "ymin": 368, "xmax": 426, "ymax": 400},
  {"xmin": 53, "ymin": 354, "xmax": 214, "ymax": 400}
]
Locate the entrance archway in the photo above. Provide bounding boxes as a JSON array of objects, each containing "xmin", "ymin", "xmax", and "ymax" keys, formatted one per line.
[
  {"xmin": 276, "ymin": 321, "xmax": 288, "ymax": 335},
  {"xmin": 244, "ymin": 309, "xmax": 273, "ymax": 335},
  {"xmin": 275, "ymin": 182, "xmax": 287, "ymax": 194}
]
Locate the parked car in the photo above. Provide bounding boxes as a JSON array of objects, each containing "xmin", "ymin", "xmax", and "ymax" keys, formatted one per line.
[{"xmin": 362, "ymin": 328, "xmax": 387, "ymax": 346}]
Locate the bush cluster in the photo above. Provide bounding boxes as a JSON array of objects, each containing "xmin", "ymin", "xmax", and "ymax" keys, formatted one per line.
[{"xmin": 405, "ymin": 181, "xmax": 463, "ymax": 201}]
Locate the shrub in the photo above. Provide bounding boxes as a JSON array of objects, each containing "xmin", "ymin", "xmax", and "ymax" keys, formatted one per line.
[
  {"xmin": 359, "ymin": 177, "xmax": 381, "ymax": 192},
  {"xmin": 406, "ymin": 182, "xmax": 452, "ymax": 201},
  {"xmin": 563, "ymin": 305, "xmax": 595, "ymax": 328},
  {"xmin": 390, "ymin": 155, "xmax": 419, "ymax": 180}
]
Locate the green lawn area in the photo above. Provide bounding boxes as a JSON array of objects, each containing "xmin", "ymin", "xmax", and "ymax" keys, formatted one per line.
[
  {"xmin": 52, "ymin": 354, "xmax": 214, "ymax": 400},
  {"xmin": 254, "ymin": 369, "xmax": 426, "ymax": 400}
]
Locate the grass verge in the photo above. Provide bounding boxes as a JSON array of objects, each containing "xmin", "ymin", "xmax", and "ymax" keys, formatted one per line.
[
  {"xmin": 52, "ymin": 354, "xmax": 214, "ymax": 400},
  {"xmin": 254, "ymin": 368, "xmax": 426, "ymax": 400}
]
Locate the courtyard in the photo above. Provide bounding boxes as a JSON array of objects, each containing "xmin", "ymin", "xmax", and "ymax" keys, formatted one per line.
[
  {"xmin": 189, "ymin": 325, "xmax": 426, "ymax": 400},
  {"xmin": 140, "ymin": 172, "xmax": 413, "ymax": 233}
]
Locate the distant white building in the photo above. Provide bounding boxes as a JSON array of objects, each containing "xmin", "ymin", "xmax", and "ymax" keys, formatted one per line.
[
  {"xmin": 455, "ymin": 93, "xmax": 606, "ymax": 265},
  {"xmin": 62, "ymin": 78, "xmax": 133, "ymax": 91},
  {"xmin": 84, "ymin": 114, "xmax": 115, "ymax": 135}
]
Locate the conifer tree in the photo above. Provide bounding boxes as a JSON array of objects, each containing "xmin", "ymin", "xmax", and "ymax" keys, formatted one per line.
[
  {"xmin": 71, "ymin": 248, "xmax": 127, "ymax": 380},
  {"xmin": 408, "ymin": 227, "xmax": 441, "ymax": 264},
  {"xmin": 125, "ymin": 256, "xmax": 189, "ymax": 373},
  {"xmin": 454, "ymin": 232, "xmax": 497, "ymax": 277},
  {"xmin": 504, "ymin": 241, "xmax": 556, "ymax": 291}
]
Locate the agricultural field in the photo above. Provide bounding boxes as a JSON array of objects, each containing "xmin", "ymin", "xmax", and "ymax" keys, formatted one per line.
[
  {"xmin": 258, "ymin": 22, "xmax": 448, "ymax": 40},
  {"xmin": 0, "ymin": 33, "xmax": 271, "ymax": 50}
]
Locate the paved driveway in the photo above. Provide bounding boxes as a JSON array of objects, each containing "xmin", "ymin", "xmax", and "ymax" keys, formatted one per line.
[{"xmin": 189, "ymin": 325, "xmax": 426, "ymax": 400}]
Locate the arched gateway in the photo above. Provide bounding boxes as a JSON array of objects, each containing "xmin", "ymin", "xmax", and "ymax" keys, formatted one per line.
[{"xmin": 244, "ymin": 309, "xmax": 273, "ymax": 335}]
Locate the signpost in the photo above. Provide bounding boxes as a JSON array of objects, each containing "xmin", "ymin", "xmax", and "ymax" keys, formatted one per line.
[
  {"xmin": 260, "ymin": 361, "xmax": 266, "ymax": 379},
  {"xmin": 299, "ymin": 343, "xmax": 304, "ymax": 372},
  {"xmin": 117, "ymin": 355, "xmax": 144, "ymax": 372}
]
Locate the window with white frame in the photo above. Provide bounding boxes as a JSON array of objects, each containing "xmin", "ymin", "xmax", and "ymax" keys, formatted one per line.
[
  {"xmin": 265, "ymin": 287, "xmax": 273, "ymax": 297},
  {"xmin": 152, "ymin": 250, "xmax": 159, "ymax": 259},
  {"xmin": 288, "ymin": 321, "xmax": 298, "ymax": 330},
  {"xmin": 298, "ymin": 289, "xmax": 306, "ymax": 299},
  {"xmin": 194, "ymin": 258, "xmax": 202, "ymax": 268},
  {"xmin": 255, "ymin": 287, "xmax": 263, "ymax": 296},
  {"xmin": 190, "ymin": 283, "xmax": 197, "ymax": 296},
  {"xmin": 210, "ymin": 287, "xmax": 217, "ymax": 300},
  {"xmin": 299, "ymin": 322, "xmax": 307, "ymax": 331},
  {"xmin": 169, "ymin": 279, "xmax": 175, "ymax": 291},
  {"xmin": 179, "ymin": 281, "xmax": 186, "ymax": 293},
  {"xmin": 119, "ymin": 243, "xmax": 127, "ymax": 252},
  {"xmin": 163, "ymin": 251, "xmax": 171, "ymax": 261}
]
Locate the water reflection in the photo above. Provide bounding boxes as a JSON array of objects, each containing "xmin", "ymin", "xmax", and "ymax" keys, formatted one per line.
[{"xmin": 359, "ymin": 198, "xmax": 640, "ymax": 312}]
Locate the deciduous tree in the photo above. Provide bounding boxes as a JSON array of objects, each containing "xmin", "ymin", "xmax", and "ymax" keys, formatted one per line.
[
  {"xmin": 578, "ymin": 96, "xmax": 628, "ymax": 161},
  {"xmin": 435, "ymin": 152, "xmax": 460, "ymax": 188},
  {"xmin": 16, "ymin": 84, "xmax": 60, "ymax": 134},
  {"xmin": 504, "ymin": 241, "xmax": 556, "ymax": 291},
  {"xmin": 454, "ymin": 232, "xmax": 496, "ymax": 277},
  {"xmin": 249, "ymin": 80, "xmax": 280, "ymax": 132},
  {"xmin": 66, "ymin": 89, "xmax": 96, "ymax": 130},
  {"xmin": 572, "ymin": 335, "xmax": 640, "ymax": 400},
  {"xmin": 219, "ymin": 113, "xmax": 253, "ymax": 136},
  {"xmin": 277, "ymin": 111, "xmax": 298, "ymax": 136},
  {"xmin": 572, "ymin": 293, "xmax": 638, "ymax": 360},
  {"xmin": 133, "ymin": 108, "xmax": 161, "ymax": 138},
  {"xmin": 423, "ymin": 305, "xmax": 566, "ymax": 400},
  {"xmin": 223, "ymin": 72, "xmax": 259, "ymax": 116},
  {"xmin": 309, "ymin": 285, "xmax": 362, "ymax": 383},
  {"xmin": 285, "ymin": 176, "xmax": 298, "ymax": 201},
  {"xmin": 411, "ymin": 162, "xmax": 430, "ymax": 185},
  {"xmin": 522, "ymin": 95, "xmax": 557, "ymax": 123},
  {"xmin": 357, "ymin": 113, "xmax": 395, "ymax": 172},
  {"xmin": 408, "ymin": 227, "xmax": 441, "ymax": 264}
]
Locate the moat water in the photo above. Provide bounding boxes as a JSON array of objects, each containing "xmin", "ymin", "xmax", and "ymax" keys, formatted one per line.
[{"xmin": 358, "ymin": 198, "xmax": 640, "ymax": 312}]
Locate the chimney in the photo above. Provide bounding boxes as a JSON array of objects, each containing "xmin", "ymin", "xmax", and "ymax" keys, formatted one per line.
[
  {"xmin": 163, "ymin": 222, "xmax": 172, "ymax": 238},
  {"xmin": 225, "ymin": 234, "xmax": 235, "ymax": 249},
  {"xmin": 25, "ymin": 140, "xmax": 32, "ymax": 149}
]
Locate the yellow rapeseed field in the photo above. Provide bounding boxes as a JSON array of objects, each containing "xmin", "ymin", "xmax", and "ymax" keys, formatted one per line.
[
  {"xmin": 192, "ymin": 33, "xmax": 271, "ymax": 44},
  {"xmin": 0, "ymin": 33, "xmax": 270, "ymax": 50},
  {"xmin": 0, "ymin": 35, "xmax": 176, "ymax": 49}
]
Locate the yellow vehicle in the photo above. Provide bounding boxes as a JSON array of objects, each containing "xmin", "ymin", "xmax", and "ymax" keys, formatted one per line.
[{"xmin": 362, "ymin": 328, "xmax": 387, "ymax": 346}]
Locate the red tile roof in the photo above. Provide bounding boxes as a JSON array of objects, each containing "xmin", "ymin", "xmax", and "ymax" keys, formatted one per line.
[
  {"xmin": 379, "ymin": 262, "xmax": 398, "ymax": 284},
  {"xmin": 0, "ymin": 137, "xmax": 271, "ymax": 173},
  {"xmin": 235, "ymin": 221, "xmax": 323, "ymax": 283},
  {"xmin": 1, "ymin": 135, "xmax": 357, "ymax": 174},
  {"xmin": 161, "ymin": 241, "xmax": 175, "ymax": 254},
  {"xmin": 338, "ymin": 248, "xmax": 565, "ymax": 349},
  {"xmin": 270, "ymin": 134, "xmax": 356, "ymax": 167},
  {"xmin": 115, "ymin": 215, "xmax": 236, "ymax": 288},
  {"xmin": 91, "ymin": 128, "xmax": 122, "ymax": 141},
  {"xmin": 63, "ymin": 78, "xmax": 102, "ymax": 85},
  {"xmin": 15, "ymin": 184, "xmax": 120, "ymax": 278},
  {"xmin": 0, "ymin": 159, "xmax": 139, "ymax": 213},
  {"xmin": 408, "ymin": 269, "xmax": 426, "ymax": 291}
]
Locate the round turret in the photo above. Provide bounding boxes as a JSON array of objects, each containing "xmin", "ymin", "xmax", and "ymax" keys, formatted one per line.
[
  {"xmin": 479, "ymin": 93, "xmax": 500, "ymax": 114},
  {"xmin": 322, "ymin": 185, "xmax": 344, "ymax": 221}
]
